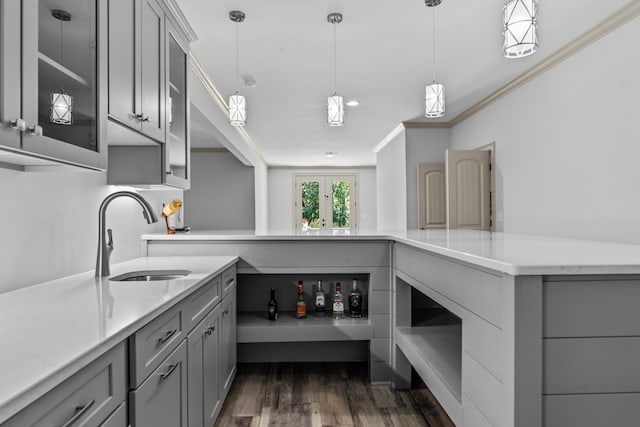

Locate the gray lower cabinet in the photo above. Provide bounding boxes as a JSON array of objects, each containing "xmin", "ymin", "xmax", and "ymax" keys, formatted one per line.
[
  {"xmin": 130, "ymin": 340, "xmax": 188, "ymax": 427},
  {"xmin": 3, "ymin": 342, "xmax": 127, "ymax": 427},
  {"xmin": 219, "ymin": 286, "xmax": 237, "ymax": 400},
  {"xmin": 187, "ymin": 304, "xmax": 222, "ymax": 427}
]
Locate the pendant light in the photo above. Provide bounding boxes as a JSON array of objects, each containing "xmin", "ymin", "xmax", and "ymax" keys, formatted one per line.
[
  {"xmin": 327, "ymin": 13, "xmax": 344, "ymax": 127},
  {"xmin": 229, "ymin": 10, "xmax": 246, "ymax": 127},
  {"xmin": 503, "ymin": 0, "xmax": 538, "ymax": 58},
  {"xmin": 425, "ymin": 2, "xmax": 445, "ymax": 118},
  {"xmin": 50, "ymin": 9, "xmax": 73, "ymax": 125}
]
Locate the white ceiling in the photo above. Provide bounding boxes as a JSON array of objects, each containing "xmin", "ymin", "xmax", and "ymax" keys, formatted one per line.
[{"xmin": 179, "ymin": 0, "xmax": 633, "ymax": 167}]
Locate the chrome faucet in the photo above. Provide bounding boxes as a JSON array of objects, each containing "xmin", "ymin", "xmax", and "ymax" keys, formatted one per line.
[{"xmin": 95, "ymin": 191, "xmax": 158, "ymax": 277}]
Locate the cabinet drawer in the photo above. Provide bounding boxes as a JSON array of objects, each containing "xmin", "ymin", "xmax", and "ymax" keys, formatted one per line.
[
  {"xmin": 4, "ymin": 342, "xmax": 126, "ymax": 427},
  {"xmin": 130, "ymin": 340, "xmax": 188, "ymax": 427},
  {"xmin": 221, "ymin": 265, "xmax": 236, "ymax": 298},
  {"xmin": 99, "ymin": 402, "xmax": 126, "ymax": 427},
  {"xmin": 129, "ymin": 303, "xmax": 185, "ymax": 388},
  {"xmin": 184, "ymin": 275, "xmax": 221, "ymax": 333}
]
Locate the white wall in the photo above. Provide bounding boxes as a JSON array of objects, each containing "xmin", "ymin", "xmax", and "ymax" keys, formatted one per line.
[
  {"xmin": 185, "ymin": 152, "xmax": 255, "ymax": 230},
  {"xmin": 0, "ymin": 168, "xmax": 180, "ymax": 294},
  {"xmin": 450, "ymin": 14, "xmax": 640, "ymax": 243},
  {"xmin": 254, "ymin": 161, "xmax": 269, "ymax": 234},
  {"xmin": 375, "ymin": 130, "xmax": 407, "ymax": 230},
  {"xmin": 405, "ymin": 128, "xmax": 451, "ymax": 229},
  {"xmin": 268, "ymin": 168, "xmax": 377, "ymax": 233}
]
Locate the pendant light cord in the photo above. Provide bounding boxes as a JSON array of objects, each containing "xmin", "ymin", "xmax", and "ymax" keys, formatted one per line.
[
  {"xmin": 60, "ymin": 19, "xmax": 64, "ymax": 90},
  {"xmin": 235, "ymin": 21, "xmax": 239, "ymax": 92},
  {"xmin": 432, "ymin": 7, "xmax": 436, "ymax": 82},
  {"xmin": 333, "ymin": 21, "xmax": 337, "ymax": 93}
]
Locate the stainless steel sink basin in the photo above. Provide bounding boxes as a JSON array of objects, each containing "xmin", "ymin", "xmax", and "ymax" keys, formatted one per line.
[{"xmin": 109, "ymin": 269, "xmax": 191, "ymax": 282}]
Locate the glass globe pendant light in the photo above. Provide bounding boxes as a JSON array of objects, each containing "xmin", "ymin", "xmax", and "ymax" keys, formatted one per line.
[
  {"xmin": 425, "ymin": 2, "xmax": 445, "ymax": 118},
  {"xmin": 229, "ymin": 10, "xmax": 246, "ymax": 127},
  {"xmin": 50, "ymin": 9, "xmax": 73, "ymax": 125},
  {"xmin": 503, "ymin": 0, "xmax": 538, "ymax": 58},
  {"xmin": 327, "ymin": 12, "xmax": 344, "ymax": 127}
]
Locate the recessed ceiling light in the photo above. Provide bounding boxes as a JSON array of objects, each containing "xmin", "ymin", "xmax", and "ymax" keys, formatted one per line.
[
  {"xmin": 325, "ymin": 152, "xmax": 337, "ymax": 158},
  {"xmin": 346, "ymin": 100, "xmax": 360, "ymax": 107}
]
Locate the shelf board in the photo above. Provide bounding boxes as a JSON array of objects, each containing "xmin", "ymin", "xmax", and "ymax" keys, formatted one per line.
[
  {"xmin": 38, "ymin": 52, "xmax": 90, "ymax": 87},
  {"xmin": 395, "ymin": 324, "xmax": 462, "ymax": 424},
  {"xmin": 169, "ymin": 81, "xmax": 182, "ymax": 94},
  {"xmin": 238, "ymin": 311, "xmax": 372, "ymax": 343}
]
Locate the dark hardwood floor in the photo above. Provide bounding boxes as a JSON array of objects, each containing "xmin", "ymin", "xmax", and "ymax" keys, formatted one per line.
[{"xmin": 214, "ymin": 362, "xmax": 455, "ymax": 427}]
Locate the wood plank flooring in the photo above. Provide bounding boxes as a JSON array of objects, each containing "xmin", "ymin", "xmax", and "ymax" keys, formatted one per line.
[{"xmin": 214, "ymin": 362, "xmax": 455, "ymax": 427}]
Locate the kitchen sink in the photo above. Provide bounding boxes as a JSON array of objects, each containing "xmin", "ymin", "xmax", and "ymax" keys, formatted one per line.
[{"xmin": 109, "ymin": 269, "xmax": 192, "ymax": 282}]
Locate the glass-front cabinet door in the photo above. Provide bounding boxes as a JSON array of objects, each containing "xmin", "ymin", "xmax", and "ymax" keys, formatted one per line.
[
  {"xmin": 165, "ymin": 22, "xmax": 189, "ymax": 188},
  {"xmin": 20, "ymin": 0, "xmax": 106, "ymax": 169},
  {"xmin": 0, "ymin": 0, "xmax": 22, "ymax": 150}
]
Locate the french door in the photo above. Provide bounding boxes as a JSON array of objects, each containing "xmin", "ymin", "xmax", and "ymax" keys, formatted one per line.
[{"xmin": 293, "ymin": 175, "xmax": 357, "ymax": 232}]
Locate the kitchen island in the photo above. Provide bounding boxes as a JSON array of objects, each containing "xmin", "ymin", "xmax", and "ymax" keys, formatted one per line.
[{"xmin": 142, "ymin": 229, "xmax": 640, "ymax": 427}]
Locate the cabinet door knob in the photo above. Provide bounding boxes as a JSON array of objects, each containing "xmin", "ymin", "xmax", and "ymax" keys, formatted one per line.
[
  {"xmin": 9, "ymin": 119, "xmax": 26, "ymax": 131},
  {"xmin": 27, "ymin": 125, "xmax": 43, "ymax": 136},
  {"xmin": 134, "ymin": 113, "xmax": 150, "ymax": 122}
]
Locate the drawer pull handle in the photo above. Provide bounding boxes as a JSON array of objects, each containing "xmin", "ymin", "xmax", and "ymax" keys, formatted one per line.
[
  {"xmin": 205, "ymin": 324, "xmax": 215, "ymax": 336},
  {"xmin": 157, "ymin": 329, "xmax": 177, "ymax": 344},
  {"xmin": 60, "ymin": 399, "xmax": 95, "ymax": 427},
  {"xmin": 223, "ymin": 308, "xmax": 229, "ymax": 315},
  {"xmin": 160, "ymin": 362, "xmax": 179, "ymax": 380},
  {"xmin": 225, "ymin": 277, "xmax": 235, "ymax": 285}
]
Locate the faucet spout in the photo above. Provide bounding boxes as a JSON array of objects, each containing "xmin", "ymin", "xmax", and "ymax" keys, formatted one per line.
[{"xmin": 96, "ymin": 191, "xmax": 159, "ymax": 277}]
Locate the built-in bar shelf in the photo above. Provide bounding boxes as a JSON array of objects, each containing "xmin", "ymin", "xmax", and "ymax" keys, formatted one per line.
[
  {"xmin": 238, "ymin": 311, "xmax": 372, "ymax": 343},
  {"xmin": 395, "ymin": 324, "xmax": 462, "ymax": 423}
]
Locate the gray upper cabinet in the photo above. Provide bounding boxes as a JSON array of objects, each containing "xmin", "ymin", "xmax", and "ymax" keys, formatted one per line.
[
  {"xmin": 108, "ymin": 0, "xmax": 165, "ymax": 142},
  {"xmin": 0, "ymin": 0, "xmax": 107, "ymax": 170},
  {"xmin": 0, "ymin": 0, "xmax": 21, "ymax": 151},
  {"xmin": 106, "ymin": 0, "xmax": 193, "ymax": 189}
]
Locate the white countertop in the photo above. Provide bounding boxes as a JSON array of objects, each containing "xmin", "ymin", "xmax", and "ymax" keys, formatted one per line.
[
  {"xmin": 142, "ymin": 229, "xmax": 640, "ymax": 276},
  {"xmin": 0, "ymin": 255, "xmax": 237, "ymax": 424}
]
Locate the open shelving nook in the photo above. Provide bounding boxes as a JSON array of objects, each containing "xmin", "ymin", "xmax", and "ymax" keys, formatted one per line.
[
  {"xmin": 236, "ymin": 273, "xmax": 372, "ymax": 344},
  {"xmin": 394, "ymin": 276, "xmax": 462, "ymax": 425}
]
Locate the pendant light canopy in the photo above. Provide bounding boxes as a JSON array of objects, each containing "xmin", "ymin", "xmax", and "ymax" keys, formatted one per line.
[
  {"xmin": 425, "ymin": 2, "xmax": 445, "ymax": 118},
  {"xmin": 50, "ymin": 9, "xmax": 73, "ymax": 125},
  {"xmin": 327, "ymin": 12, "xmax": 344, "ymax": 127},
  {"xmin": 503, "ymin": 0, "xmax": 538, "ymax": 58},
  {"xmin": 229, "ymin": 10, "xmax": 246, "ymax": 127}
]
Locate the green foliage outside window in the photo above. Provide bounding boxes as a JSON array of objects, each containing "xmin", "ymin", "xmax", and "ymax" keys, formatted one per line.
[
  {"xmin": 301, "ymin": 182, "xmax": 320, "ymax": 228},
  {"xmin": 301, "ymin": 180, "xmax": 351, "ymax": 229},
  {"xmin": 332, "ymin": 181, "xmax": 350, "ymax": 228}
]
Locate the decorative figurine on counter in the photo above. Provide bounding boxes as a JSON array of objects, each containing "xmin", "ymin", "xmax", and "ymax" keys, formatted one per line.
[{"xmin": 161, "ymin": 199, "xmax": 182, "ymax": 234}]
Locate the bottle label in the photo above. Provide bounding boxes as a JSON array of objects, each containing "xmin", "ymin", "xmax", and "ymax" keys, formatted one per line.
[
  {"xmin": 315, "ymin": 295, "xmax": 325, "ymax": 307},
  {"xmin": 296, "ymin": 302, "xmax": 307, "ymax": 318},
  {"xmin": 333, "ymin": 301, "xmax": 344, "ymax": 312}
]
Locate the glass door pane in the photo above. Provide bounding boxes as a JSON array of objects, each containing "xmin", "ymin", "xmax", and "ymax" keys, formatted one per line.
[
  {"xmin": 295, "ymin": 176, "xmax": 325, "ymax": 232},
  {"xmin": 37, "ymin": 0, "xmax": 97, "ymax": 151},
  {"xmin": 167, "ymin": 32, "xmax": 187, "ymax": 180},
  {"xmin": 331, "ymin": 180, "xmax": 352, "ymax": 230}
]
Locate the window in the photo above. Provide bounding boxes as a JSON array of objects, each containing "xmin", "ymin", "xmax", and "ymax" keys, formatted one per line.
[{"xmin": 293, "ymin": 175, "xmax": 357, "ymax": 233}]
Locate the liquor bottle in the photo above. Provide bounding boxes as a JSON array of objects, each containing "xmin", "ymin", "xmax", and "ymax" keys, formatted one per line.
[
  {"xmin": 315, "ymin": 280, "xmax": 326, "ymax": 317},
  {"xmin": 332, "ymin": 282, "xmax": 344, "ymax": 319},
  {"xmin": 296, "ymin": 281, "xmax": 307, "ymax": 319},
  {"xmin": 348, "ymin": 279, "xmax": 363, "ymax": 318},
  {"xmin": 268, "ymin": 288, "xmax": 278, "ymax": 321}
]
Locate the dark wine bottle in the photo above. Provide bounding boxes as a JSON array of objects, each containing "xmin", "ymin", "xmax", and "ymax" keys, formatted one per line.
[{"xmin": 268, "ymin": 288, "xmax": 278, "ymax": 320}]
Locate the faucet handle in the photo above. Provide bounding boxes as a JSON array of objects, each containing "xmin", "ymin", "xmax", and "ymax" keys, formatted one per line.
[{"xmin": 107, "ymin": 229, "xmax": 113, "ymax": 250}]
